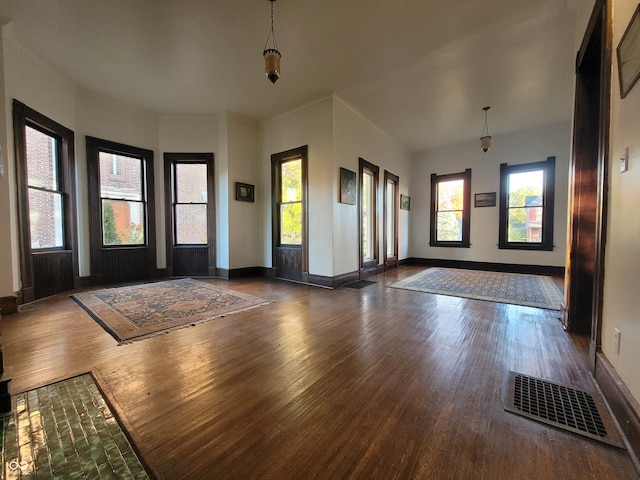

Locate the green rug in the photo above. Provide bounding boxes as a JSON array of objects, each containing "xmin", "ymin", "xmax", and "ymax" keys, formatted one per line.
[
  {"xmin": 387, "ymin": 267, "xmax": 563, "ymax": 310},
  {"xmin": 72, "ymin": 278, "xmax": 271, "ymax": 344}
]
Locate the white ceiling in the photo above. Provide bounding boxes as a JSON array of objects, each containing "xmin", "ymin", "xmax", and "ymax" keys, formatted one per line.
[{"xmin": 0, "ymin": 0, "xmax": 579, "ymax": 152}]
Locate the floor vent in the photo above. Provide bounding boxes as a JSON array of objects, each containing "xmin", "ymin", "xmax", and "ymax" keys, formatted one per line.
[{"xmin": 504, "ymin": 371, "xmax": 625, "ymax": 449}]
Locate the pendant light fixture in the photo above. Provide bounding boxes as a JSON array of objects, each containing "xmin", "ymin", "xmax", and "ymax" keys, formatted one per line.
[
  {"xmin": 480, "ymin": 106, "xmax": 491, "ymax": 152},
  {"xmin": 263, "ymin": 0, "xmax": 281, "ymax": 84}
]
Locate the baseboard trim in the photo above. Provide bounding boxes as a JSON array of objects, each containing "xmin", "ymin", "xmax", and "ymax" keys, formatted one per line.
[
  {"xmin": 405, "ymin": 258, "xmax": 565, "ymax": 277},
  {"xmin": 228, "ymin": 267, "xmax": 266, "ymax": 279},
  {"xmin": 595, "ymin": 353, "xmax": 640, "ymax": 473},
  {"xmin": 0, "ymin": 296, "xmax": 18, "ymax": 316}
]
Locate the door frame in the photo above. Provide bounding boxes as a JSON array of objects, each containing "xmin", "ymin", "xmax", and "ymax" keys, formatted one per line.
[
  {"xmin": 565, "ymin": 0, "xmax": 611, "ymax": 371},
  {"xmin": 358, "ymin": 157, "xmax": 379, "ymax": 279},
  {"xmin": 271, "ymin": 145, "xmax": 309, "ymax": 282},
  {"xmin": 383, "ymin": 170, "xmax": 399, "ymax": 270}
]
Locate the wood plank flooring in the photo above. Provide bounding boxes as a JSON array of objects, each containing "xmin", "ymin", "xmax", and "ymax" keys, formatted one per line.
[{"xmin": 1, "ymin": 266, "xmax": 638, "ymax": 479}]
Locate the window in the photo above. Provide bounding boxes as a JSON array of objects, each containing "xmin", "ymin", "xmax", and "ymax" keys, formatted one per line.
[
  {"xmin": 278, "ymin": 158, "xmax": 303, "ymax": 245},
  {"xmin": 25, "ymin": 125, "xmax": 64, "ymax": 249},
  {"xmin": 430, "ymin": 169, "xmax": 471, "ymax": 247},
  {"xmin": 499, "ymin": 157, "xmax": 555, "ymax": 251},
  {"xmin": 173, "ymin": 162, "xmax": 208, "ymax": 245},
  {"xmin": 13, "ymin": 100, "xmax": 78, "ymax": 301},
  {"xmin": 99, "ymin": 151, "xmax": 146, "ymax": 245}
]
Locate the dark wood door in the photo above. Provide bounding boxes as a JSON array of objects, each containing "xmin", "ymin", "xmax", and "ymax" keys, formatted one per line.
[{"xmin": 272, "ymin": 146, "xmax": 308, "ymax": 283}]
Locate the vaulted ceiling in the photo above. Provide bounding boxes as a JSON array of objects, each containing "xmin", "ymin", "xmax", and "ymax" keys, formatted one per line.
[{"xmin": 0, "ymin": 0, "xmax": 579, "ymax": 151}]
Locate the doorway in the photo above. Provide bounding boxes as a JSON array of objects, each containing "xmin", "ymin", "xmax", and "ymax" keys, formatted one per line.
[
  {"xmin": 565, "ymin": 0, "xmax": 611, "ymax": 368},
  {"xmin": 271, "ymin": 146, "xmax": 308, "ymax": 283},
  {"xmin": 359, "ymin": 157, "xmax": 379, "ymax": 279},
  {"xmin": 164, "ymin": 153, "xmax": 216, "ymax": 277},
  {"xmin": 383, "ymin": 170, "xmax": 399, "ymax": 270}
]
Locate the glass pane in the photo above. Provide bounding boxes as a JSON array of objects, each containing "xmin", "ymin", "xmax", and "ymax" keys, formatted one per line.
[
  {"xmin": 508, "ymin": 206, "xmax": 543, "ymax": 243},
  {"xmin": 176, "ymin": 163, "xmax": 207, "ymax": 203},
  {"xmin": 508, "ymin": 170, "xmax": 543, "ymax": 207},
  {"xmin": 28, "ymin": 189, "xmax": 63, "ymax": 248},
  {"xmin": 362, "ymin": 170, "xmax": 374, "ymax": 260},
  {"xmin": 437, "ymin": 179, "xmax": 464, "ymax": 211},
  {"xmin": 26, "ymin": 126, "xmax": 58, "ymax": 190},
  {"xmin": 280, "ymin": 202, "xmax": 302, "ymax": 245},
  {"xmin": 102, "ymin": 199, "xmax": 145, "ymax": 245},
  {"xmin": 281, "ymin": 159, "xmax": 302, "ymax": 202},
  {"xmin": 436, "ymin": 211, "xmax": 462, "ymax": 241},
  {"xmin": 99, "ymin": 152, "xmax": 143, "ymax": 201},
  {"xmin": 386, "ymin": 180, "xmax": 395, "ymax": 257},
  {"xmin": 175, "ymin": 204, "xmax": 207, "ymax": 244}
]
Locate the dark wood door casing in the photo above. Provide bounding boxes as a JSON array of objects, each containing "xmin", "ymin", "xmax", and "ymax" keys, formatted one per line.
[
  {"xmin": 271, "ymin": 146, "xmax": 308, "ymax": 283},
  {"xmin": 565, "ymin": 0, "xmax": 611, "ymax": 371},
  {"xmin": 359, "ymin": 157, "xmax": 379, "ymax": 279}
]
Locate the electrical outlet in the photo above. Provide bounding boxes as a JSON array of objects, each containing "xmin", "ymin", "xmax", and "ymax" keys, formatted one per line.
[{"xmin": 614, "ymin": 328, "xmax": 621, "ymax": 354}]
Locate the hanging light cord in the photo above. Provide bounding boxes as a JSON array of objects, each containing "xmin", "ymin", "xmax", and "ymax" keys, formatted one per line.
[
  {"xmin": 264, "ymin": 1, "xmax": 279, "ymax": 51},
  {"xmin": 481, "ymin": 108, "xmax": 490, "ymax": 137}
]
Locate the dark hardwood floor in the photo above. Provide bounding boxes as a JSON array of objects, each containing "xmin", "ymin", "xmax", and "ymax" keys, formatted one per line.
[{"xmin": 2, "ymin": 266, "xmax": 638, "ymax": 479}]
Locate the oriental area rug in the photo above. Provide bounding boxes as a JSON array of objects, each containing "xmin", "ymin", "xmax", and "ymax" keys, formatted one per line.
[
  {"xmin": 72, "ymin": 278, "xmax": 271, "ymax": 344},
  {"xmin": 387, "ymin": 267, "xmax": 563, "ymax": 310}
]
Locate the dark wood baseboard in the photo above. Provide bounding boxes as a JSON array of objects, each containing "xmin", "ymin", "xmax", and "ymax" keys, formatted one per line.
[
  {"xmin": 0, "ymin": 296, "xmax": 18, "ymax": 316},
  {"xmin": 406, "ymin": 258, "xmax": 565, "ymax": 277},
  {"xmin": 595, "ymin": 353, "xmax": 640, "ymax": 472},
  {"xmin": 228, "ymin": 267, "xmax": 266, "ymax": 280}
]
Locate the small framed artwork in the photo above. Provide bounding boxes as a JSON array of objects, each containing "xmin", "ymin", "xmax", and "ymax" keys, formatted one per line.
[
  {"xmin": 474, "ymin": 192, "xmax": 496, "ymax": 207},
  {"xmin": 617, "ymin": 3, "xmax": 640, "ymax": 99},
  {"xmin": 400, "ymin": 194, "xmax": 411, "ymax": 211},
  {"xmin": 235, "ymin": 182, "xmax": 255, "ymax": 202},
  {"xmin": 340, "ymin": 167, "xmax": 356, "ymax": 205}
]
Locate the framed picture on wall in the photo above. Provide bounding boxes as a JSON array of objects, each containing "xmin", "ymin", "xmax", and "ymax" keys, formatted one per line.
[
  {"xmin": 339, "ymin": 168, "xmax": 356, "ymax": 205},
  {"xmin": 400, "ymin": 194, "xmax": 411, "ymax": 211},
  {"xmin": 617, "ymin": 3, "xmax": 640, "ymax": 98},
  {"xmin": 474, "ymin": 192, "xmax": 496, "ymax": 207},
  {"xmin": 235, "ymin": 182, "xmax": 255, "ymax": 202}
]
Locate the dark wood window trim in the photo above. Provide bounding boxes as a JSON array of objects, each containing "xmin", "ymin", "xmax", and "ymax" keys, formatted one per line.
[
  {"xmin": 163, "ymin": 152, "xmax": 215, "ymax": 275},
  {"xmin": 430, "ymin": 168, "xmax": 471, "ymax": 248},
  {"xmin": 13, "ymin": 99, "xmax": 79, "ymax": 302},
  {"xmin": 499, "ymin": 157, "xmax": 555, "ymax": 251},
  {"xmin": 271, "ymin": 146, "xmax": 309, "ymax": 275},
  {"xmin": 86, "ymin": 136, "xmax": 156, "ymax": 281},
  {"xmin": 358, "ymin": 157, "xmax": 380, "ymax": 273},
  {"xmin": 383, "ymin": 170, "xmax": 399, "ymax": 267}
]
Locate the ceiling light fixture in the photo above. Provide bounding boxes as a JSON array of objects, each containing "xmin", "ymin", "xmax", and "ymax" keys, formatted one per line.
[
  {"xmin": 480, "ymin": 106, "xmax": 491, "ymax": 152},
  {"xmin": 263, "ymin": 0, "xmax": 281, "ymax": 84}
]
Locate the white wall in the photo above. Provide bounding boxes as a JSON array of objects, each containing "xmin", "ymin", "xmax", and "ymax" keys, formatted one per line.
[
  {"xmin": 601, "ymin": 0, "xmax": 640, "ymax": 402},
  {"xmin": 159, "ymin": 115, "xmax": 219, "ymax": 270},
  {"xmin": 75, "ymin": 90, "xmax": 159, "ymax": 273},
  {"xmin": 1, "ymin": 27, "xmax": 78, "ymax": 293},
  {"xmin": 259, "ymin": 97, "xmax": 334, "ymax": 276},
  {"xmin": 227, "ymin": 114, "xmax": 260, "ymax": 269},
  {"xmin": 332, "ymin": 96, "xmax": 411, "ymax": 276},
  {"xmin": 410, "ymin": 122, "xmax": 571, "ymax": 267}
]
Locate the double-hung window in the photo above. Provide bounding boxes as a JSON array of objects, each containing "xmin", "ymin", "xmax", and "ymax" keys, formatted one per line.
[
  {"xmin": 430, "ymin": 169, "xmax": 471, "ymax": 247},
  {"xmin": 498, "ymin": 157, "xmax": 555, "ymax": 250}
]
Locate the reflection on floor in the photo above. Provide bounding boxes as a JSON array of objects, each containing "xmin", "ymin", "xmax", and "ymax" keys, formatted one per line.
[{"xmin": 1, "ymin": 373, "xmax": 149, "ymax": 479}]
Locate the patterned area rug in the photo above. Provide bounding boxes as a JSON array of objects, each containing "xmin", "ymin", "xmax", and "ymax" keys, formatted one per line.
[
  {"xmin": 387, "ymin": 267, "xmax": 563, "ymax": 310},
  {"xmin": 72, "ymin": 278, "xmax": 271, "ymax": 343}
]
